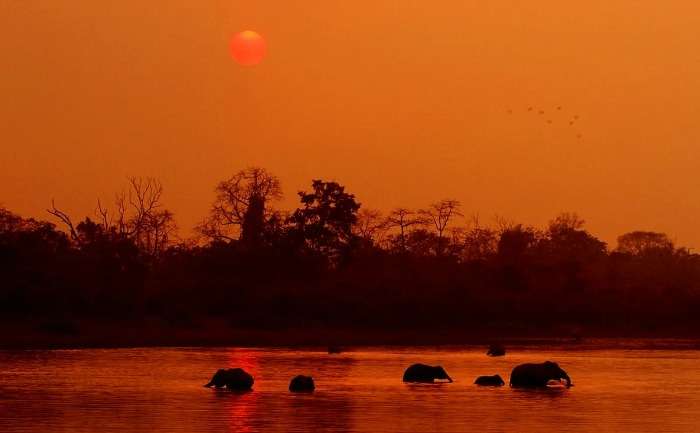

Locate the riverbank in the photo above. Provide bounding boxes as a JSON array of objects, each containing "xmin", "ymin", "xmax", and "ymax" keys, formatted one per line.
[{"xmin": 2, "ymin": 317, "xmax": 700, "ymax": 350}]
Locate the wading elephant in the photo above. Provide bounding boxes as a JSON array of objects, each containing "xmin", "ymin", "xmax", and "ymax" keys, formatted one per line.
[
  {"xmin": 289, "ymin": 375, "xmax": 315, "ymax": 392},
  {"xmin": 327, "ymin": 346, "xmax": 342, "ymax": 354},
  {"xmin": 509, "ymin": 361, "xmax": 572, "ymax": 388},
  {"xmin": 487, "ymin": 344, "xmax": 506, "ymax": 357},
  {"xmin": 204, "ymin": 368, "xmax": 254, "ymax": 390},
  {"xmin": 403, "ymin": 364, "xmax": 453, "ymax": 383},
  {"xmin": 475, "ymin": 374, "xmax": 505, "ymax": 386}
]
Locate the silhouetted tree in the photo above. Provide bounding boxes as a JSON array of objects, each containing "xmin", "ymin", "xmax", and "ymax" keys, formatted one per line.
[
  {"xmin": 542, "ymin": 213, "xmax": 607, "ymax": 263},
  {"xmin": 49, "ymin": 177, "xmax": 176, "ymax": 259},
  {"xmin": 0, "ymin": 207, "xmax": 71, "ymax": 315},
  {"xmin": 462, "ymin": 216, "xmax": 498, "ymax": 261},
  {"xmin": 497, "ymin": 224, "xmax": 537, "ymax": 265},
  {"xmin": 617, "ymin": 231, "xmax": 675, "ymax": 256},
  {"xmin": 353, "ymin": 208, "xmax": 386, "ymax": 245},
  {"xmin": 548, "ymin": 212, "xmax": 586, "ymax": 233},
  {"xmin": 385, "ymin": 208, "xmax": 425, "ymax": 252},
  {"xmin": 420, "ymin": 199, "xmax": 463, "ymax": 256},
  {"xmin": 528, "ymin": 213, "xmax": 607, "ymax": 295},
  {"xmin": 404, "ymin": 228, "xmax": 440, "ymax": 257},
  {"xmin": 199, "ymin": 167, "xmax": 282, "ymax": 245},
  {"xmin": 288, "ymin": 180, "xmax": 360, "ymax": 264}
]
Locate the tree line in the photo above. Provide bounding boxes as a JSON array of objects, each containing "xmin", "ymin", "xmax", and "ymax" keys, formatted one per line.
[{"xmin": 1, "ymin": 167, "xmax": 699, "ymax": 334}]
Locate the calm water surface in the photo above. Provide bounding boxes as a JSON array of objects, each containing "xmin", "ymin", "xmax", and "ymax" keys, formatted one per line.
[{"xmin": 1, "ymin": 342, "xmax": 699, "ymax": 432}]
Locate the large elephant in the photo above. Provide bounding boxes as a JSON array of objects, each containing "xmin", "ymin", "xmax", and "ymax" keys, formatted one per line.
[
  {"xmin": 403, "ymin": 364, "xmax": 453, "ymax": 383},
  {"xmin": 204, "ymin": 368, "xmax": 254, "ymax": 390},
  {"xmin": 509, "ymin": 361, "xmax": 572, "ymax": 388}
]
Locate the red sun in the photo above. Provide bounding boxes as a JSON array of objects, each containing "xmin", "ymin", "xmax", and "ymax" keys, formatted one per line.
[{"xmin": 230, "ymin": 31, "xmax": 266, "ymax": 66}]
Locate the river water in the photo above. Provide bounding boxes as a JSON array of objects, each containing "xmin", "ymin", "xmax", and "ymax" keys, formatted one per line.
[{"xmin": 1, "ymin": 342, "xmax": 699, "ymax": 432}]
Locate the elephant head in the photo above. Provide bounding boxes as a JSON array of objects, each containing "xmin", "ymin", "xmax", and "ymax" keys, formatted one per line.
[
  {"xmin": 542, "ymin": 361, "xmax": 571, "ymax": 387},
  {"xmin": 204, "ymin": 369, "xmax": 229, "ymax": 388},
  {"xmin": 403, "ymin": 363, "xmax": 453, "ymax": 383},
  {"xmin": 509, "ymin": 361, "xmax": 572, "ymax": 388},
  {"xmin": 431, "ymin": 366, "xmax": 452, "ymax": 382}
]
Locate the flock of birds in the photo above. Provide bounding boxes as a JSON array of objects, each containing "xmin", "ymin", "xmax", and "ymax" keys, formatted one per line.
[{"xmin": 506, "ymin": 105, "xmax": 584, "ymax": 139}]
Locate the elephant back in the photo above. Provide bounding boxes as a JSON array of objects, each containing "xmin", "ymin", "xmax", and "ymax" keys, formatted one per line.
[
  {"xmin": 204, "ymin": 367, "xmax": 254, "ymax": 390},
  {"xmin": 225, "ymin": 368, "xmax": 254, "ymax": 390},
  {"xmin": 289, "ymin": 375, "xmax": 315, "ymax": 392},
  {"xmin": 403, "ymin": 363, "xmax": 451, "ymax": 383},
  {"xmin": 510, "ymin": 361, "xmax": 570, "ymax": 388}
]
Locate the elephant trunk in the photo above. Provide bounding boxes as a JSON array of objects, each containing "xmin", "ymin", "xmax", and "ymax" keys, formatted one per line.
[{"xmin": 562, "ymin": 373, "xmax": 572, "ymax": 387}]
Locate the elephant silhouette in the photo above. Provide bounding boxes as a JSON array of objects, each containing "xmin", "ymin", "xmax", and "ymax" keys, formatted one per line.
[
  {"xmin": 510, "ymin": 361, "xmax": 572, "ymax": 388},
  {"xmin": 475, "ymin": 374, "xmax": 505, "ymax": 386},
  {"xmin": 204, "ymin": 368, "xmax": 254, "ymax": 391},
  {"xmin": 403, "ymin": 363, "xmax": 453, "ymax": 383},
  {"xmin": 487, "ymin": 344, "xmax": 506, "ymax": 357},
  {"xmin": 289, "ymin": 375, "xmax": 315, "ymax": 392}
]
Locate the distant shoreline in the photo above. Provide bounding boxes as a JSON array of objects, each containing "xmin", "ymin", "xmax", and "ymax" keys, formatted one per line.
[
  {"xmin": 5, "ymin": 188, "xmax": 700, "ymax": 355},
  {"xmin": 2, "ymin": 319, "xmax": 699, "ymax": 350}
]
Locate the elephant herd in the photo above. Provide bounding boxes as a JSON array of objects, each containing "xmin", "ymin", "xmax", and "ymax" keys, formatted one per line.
[
  {"xmin": 204, "ymin": 347, "xmax": 572, "ymax": 392},
  {"xmin": 405, "ymin": 361, "xmax": 572, "ymax": 388}
]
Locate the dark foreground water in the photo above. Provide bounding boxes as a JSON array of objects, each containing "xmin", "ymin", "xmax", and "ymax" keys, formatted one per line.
[{"xmin": 1, "ymin": 342, "xmax": 699, "ymax": 432}]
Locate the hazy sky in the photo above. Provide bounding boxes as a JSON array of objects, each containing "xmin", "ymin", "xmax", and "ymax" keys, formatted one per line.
[{"xmin": 2, "ymin": 1, "xmax": 699, "ymax": 247}]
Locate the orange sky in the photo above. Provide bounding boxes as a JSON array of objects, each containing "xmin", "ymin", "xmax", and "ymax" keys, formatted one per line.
[{"xmin": 1, "ymin": 1, "xmax": 699, "ymax": 247}]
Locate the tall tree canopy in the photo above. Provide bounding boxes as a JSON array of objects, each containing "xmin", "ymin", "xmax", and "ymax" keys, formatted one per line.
[
  {"xmin": 617, "ymin": 231, "xmax": 675, "ymax": 256},
  {"xmin": 288, "ymin": 180, "xmax": 360, "ymax": 262},
  {"xmin": 199, "ymin": 167, "xmax": 282, "ymax": 246}
]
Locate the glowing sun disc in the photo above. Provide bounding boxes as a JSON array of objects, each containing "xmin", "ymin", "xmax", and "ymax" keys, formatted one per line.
[{"xmin": 230, "ymin": 30, "xmax": 266, "ymax": 66}]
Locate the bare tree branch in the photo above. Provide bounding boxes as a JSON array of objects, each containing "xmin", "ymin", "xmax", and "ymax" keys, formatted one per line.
[
  {"xmin": 385, "ymin": 208, "xmax": 426, "ymax": 252},
  {"xmin": 47, "ymin": 200, "xmax": 78, "ymax": 241},
  {"xmin": 198, "ymin": 167, "xmax": 282, "ymax": 242},
  {"xmin": 419, "ymin": 199, "xmax": 463, "ymax": 256},
  {"xmin": 96, "ymin": 199, "xmax": 111, "ymax": 231}
]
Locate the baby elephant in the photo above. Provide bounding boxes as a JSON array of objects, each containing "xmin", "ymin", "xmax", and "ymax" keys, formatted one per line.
[
  {"xmin": 475, "ymin": 374, "xmax": 505, "ymax": 386},
  {"xmin": 289, "ymin": 375, "xmax": 315, "ymax": 392},
  {"xmin": 403, "ymin": 363, "xmax": 453, "ymax": 383},
  {"xmin": 204, "ymin": 368, "xmax": 254, "ymax": 391},
  {"xmin": 510, "ymin": 361, "xmax": 572, "ymax": 388}
]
